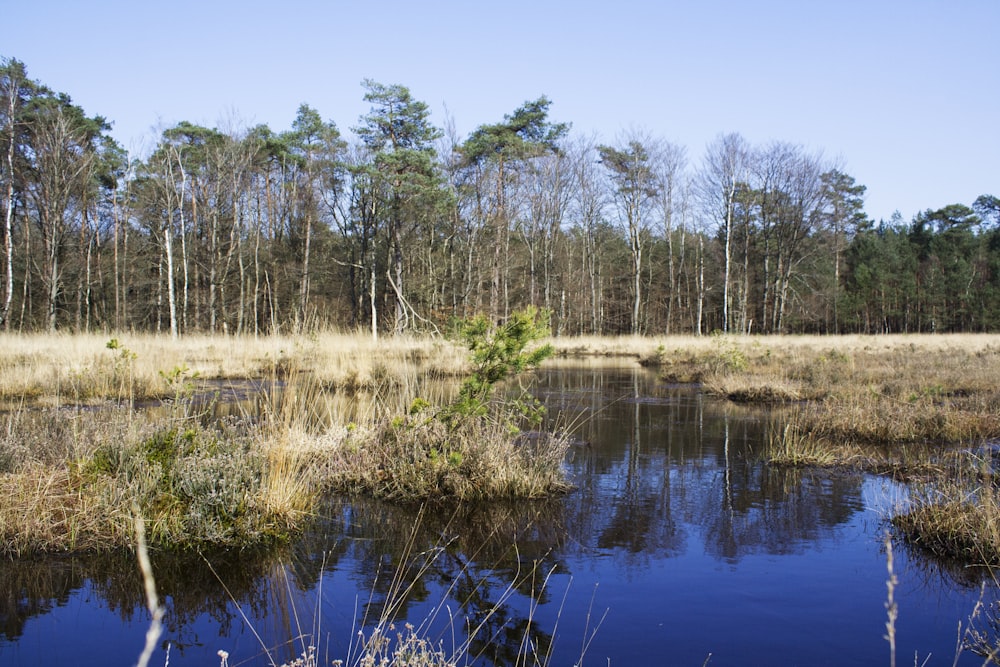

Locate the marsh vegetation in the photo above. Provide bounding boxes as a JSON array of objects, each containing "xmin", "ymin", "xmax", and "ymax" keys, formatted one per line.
[
  {"xmin": 0, "ymin": 309, "xmax": 573, "ymax": 556},
  {"xmin": 640, "ymin": 333, "xmax": 1000, "ymax": 566},
  {"xmin": 3, "ymin": 330, "xmax": 1000, "ymax": 664},
  {"xmin": 4, "ymin": 331, "xmax": 1000, "ymax": 561}
]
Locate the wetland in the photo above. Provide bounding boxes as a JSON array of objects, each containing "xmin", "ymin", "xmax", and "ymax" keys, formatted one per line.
[{"xmin": 3, "ymin": 358, "xmax": 1000, "ymax": 665}]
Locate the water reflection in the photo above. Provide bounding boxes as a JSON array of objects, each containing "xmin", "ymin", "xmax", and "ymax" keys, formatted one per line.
[
  {"xmin": 540, "ymin": 367, "xmax": 867, "ymax": 567},
  {"xmin": 1, "ymin": 365, "xmax": 997, "ymax": 667}
]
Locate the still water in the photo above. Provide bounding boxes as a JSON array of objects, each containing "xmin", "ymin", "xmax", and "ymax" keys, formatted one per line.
[{"xmin": 1, "ymin": 366, "xmax": 996, "ymax": 666}]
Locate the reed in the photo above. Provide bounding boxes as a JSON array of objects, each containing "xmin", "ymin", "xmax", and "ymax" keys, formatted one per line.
[
  {"xmin": 892, "ymin": 453, "xmax": 1000, "ymax": 566},
  {"xmin": 764, "ymin": 420, "xmax": 849, "ymax": 467}
]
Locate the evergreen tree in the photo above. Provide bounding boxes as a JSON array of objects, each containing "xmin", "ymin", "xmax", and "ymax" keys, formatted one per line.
[{"xmin": 356, "ymin": 80, "xmax": 445, "ymax": 335}]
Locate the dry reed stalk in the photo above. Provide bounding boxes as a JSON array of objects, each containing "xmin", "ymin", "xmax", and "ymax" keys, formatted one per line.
[
  {"xmin": 884, "ymin": 533, "xmax": 898, "ymax": 667},
  {"xmin": 134, "ymin": 510, "xmax": 165, "ymax": 667}
]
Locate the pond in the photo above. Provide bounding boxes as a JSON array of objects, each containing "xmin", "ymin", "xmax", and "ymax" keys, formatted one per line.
[{"xmin": 1, "ymin": 365, "xmax": 996, "ymax": 666}]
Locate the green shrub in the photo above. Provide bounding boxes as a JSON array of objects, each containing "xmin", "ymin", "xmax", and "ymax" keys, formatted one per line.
[
  {"xmin": 80, "ymin": 422, "xmax": 275, "ymax": 548},
  {"xmin": 444, "ymin": 306, "xmax": 553, "ymax": 426}
]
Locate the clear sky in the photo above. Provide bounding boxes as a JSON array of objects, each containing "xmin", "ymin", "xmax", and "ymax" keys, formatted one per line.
[{"xmin": 5, "ymin": 0, "xmax": 997, "ymax": 224}]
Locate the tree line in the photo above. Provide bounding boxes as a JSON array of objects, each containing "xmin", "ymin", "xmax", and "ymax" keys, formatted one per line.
[{"xmin": 1, "ymin": 57, "xmax": 997, "ymax": 337}]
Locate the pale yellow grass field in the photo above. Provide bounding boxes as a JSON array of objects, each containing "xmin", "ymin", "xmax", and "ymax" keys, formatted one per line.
[
  {"xmin": 0, "ymin": 331, "xmax": 470, "ymax": 403},
  {"xmin": 550, "ymin": 332, "xmax": 1000, "ymax": 357},
  {"xmin": 3, "ymin": 330, "xmax": 1000, "ymax": 404}
]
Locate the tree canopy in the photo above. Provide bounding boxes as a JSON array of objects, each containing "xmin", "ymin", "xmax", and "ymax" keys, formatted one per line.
[{"xmin": 0, "ymin": 57, "xmax": 996, "ymax": 335}]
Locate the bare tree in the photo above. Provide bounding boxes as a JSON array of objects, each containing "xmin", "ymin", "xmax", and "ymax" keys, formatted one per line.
[
  {"xmin": 698, "ymin": 133, "xmax": 750, "ymax": 333},
  {"xmin": 567, "ymin": 136, "xmax": 607, "ymax": 334},
  {"xmin": 654, "ymin": 140, "xmax": 687, "ymax": 333},
  {"xmin": 0, "ymin": 59, "xmax": 31, "ymax": 330},
  {"xmin": 27, "ymin": 102, "xmax": 98, "ymax": 331}
]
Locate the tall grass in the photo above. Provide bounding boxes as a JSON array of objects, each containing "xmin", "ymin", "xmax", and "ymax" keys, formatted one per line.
[
  {"xmin": 0, "ymin": 405, "xmax": 322, "ymax": 555},
  {"xmin": 0, "ymin": 331, "xmax": 469, "ymax": 406},
  {"xmin": 0, "ymin": 326, "xmax": 568, "ymax": 555},
  {"xmin": 892, "ymin": 452, "xmax": 1000, "ymax": 566}
]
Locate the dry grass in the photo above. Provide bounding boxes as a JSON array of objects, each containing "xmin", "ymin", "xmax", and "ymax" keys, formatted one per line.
[
  {"xmin": 321, "ymin": 410, "xmax": 572, "ymax": 502},
  {"xmin": 0, "ymin": 332, "xmax": 566, "ymax": 556},
  {"xmin": 614, "ymin": 333, "xmax": 1000, "ymax": 453},
  {"xmin": 8, "ymin": 330, "xmax": 999, "ymax": 408},
  {"xmin": 892, "ymin": 454, "xmax": 1000, "ymax": 566},
  {"xmin": 553, "ymin": 331, "xmax": 1000, "ymax": 361},
  {"xmin": 0, "ymin": 331, "xmax": 469, "ymax": 406},
  {"xmin": 0, "ymin": 402, "xmax": 329, "ymax": 556},
  {"xmin": 8, "ymin": 330, "xmax": 1000, "ymax": 559},
  {"xmin": 764, "ymin": 421, "xmax": 855, "ymax": 467}
]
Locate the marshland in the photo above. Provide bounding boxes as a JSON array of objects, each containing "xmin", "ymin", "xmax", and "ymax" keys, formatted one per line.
[
  {"xmin": 2, "ymin": 48, "xmax": 999, "ymax": 665},
  {"xmin": 3, "ymin": 330, "xmax": 1000, "ymax": 666}
]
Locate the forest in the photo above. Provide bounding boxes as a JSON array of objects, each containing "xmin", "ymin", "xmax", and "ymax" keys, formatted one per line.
[{"xmin": 1, "ymin": 57, "xmax": 998, "ymax": 337}]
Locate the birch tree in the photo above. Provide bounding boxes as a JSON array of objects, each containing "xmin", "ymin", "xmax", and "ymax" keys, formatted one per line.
[
  {"xmin": 654, "ymin": 140, "xmax": 687, "ymax": 333},
  {"xmin": 24, "ymin": 97, "xmax": 104, "ymax": 331},
  {"xmin": 286, "ymin": 104, "xmax": 345, "ymax": 332},
  {"xmin": 698, "ymin": 133, "xmax": 750, "ymax": 333},
  {"xmin": 0, "ymin": 58, "xmax": 33, "ymax": 330}
]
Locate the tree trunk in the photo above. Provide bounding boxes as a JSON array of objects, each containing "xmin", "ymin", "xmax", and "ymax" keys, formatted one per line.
[
  {"xmin": 46, "ymin": 240, "xmax": 58, "ymax": 332},
  {"xmin": 164, "ymin": 214, "xmax": 178, "ymax": 338},
  {"xmin": 370, "ymin": 263, "xmax": 378, "ymax": 341},
  {"xmin": 298, "ymin": 211, "xmax": 311, "ymax": 333},
  {"xmin": 696, "ymin": 234, "xmax": 705, "ymax": 336},
  {"xmin": 631, "ymin": 230, "xmax": 642, "ymax": 334},
  {"xmin": 178, "ymin": 163, "xmax": 189, "ymax": 334},
  {"xmin": 112, "ymin": 184, "xmax": 122, "ymax": 330},
  {"xmin": 1, "ymin": 86, "xmax": 15, "ymax": 330}
]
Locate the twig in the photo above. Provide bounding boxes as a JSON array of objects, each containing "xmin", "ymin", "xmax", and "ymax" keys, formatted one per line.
[{"xmin": 134, "ymin": 507, "xmax": 165, "ymax": 667}]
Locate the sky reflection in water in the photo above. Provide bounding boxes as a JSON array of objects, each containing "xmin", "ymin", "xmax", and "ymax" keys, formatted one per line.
[{"xmin": 0, "ymin": 366, "xmax": 994, "ymax": 666}]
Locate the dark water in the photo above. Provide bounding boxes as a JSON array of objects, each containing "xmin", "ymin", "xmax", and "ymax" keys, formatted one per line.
[{"xmin": 1, "ymin": 366, "xmax": 997, "ymax": 666}]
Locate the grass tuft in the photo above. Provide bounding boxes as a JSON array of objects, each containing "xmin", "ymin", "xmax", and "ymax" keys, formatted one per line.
[
  {"xmin": 892, "ymin": 454, "xmax": 1000, "ymax": 566},
  {"xmin": 322, "ymin": 409, "xmax": 571, "ymax": 502}
]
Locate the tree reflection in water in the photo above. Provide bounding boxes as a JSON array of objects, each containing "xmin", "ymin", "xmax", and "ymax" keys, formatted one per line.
[{"xmin": 312, "ymin": 496, "xmax": 570, "ymax": 666}]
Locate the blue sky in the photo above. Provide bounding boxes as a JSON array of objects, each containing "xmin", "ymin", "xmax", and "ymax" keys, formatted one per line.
[{"xmin": 5, "ymin": 0, "xmax": 998, "ymax": 224}]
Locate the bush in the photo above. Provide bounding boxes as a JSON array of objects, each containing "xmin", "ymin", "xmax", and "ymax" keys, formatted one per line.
[{"xmin": 444, "ymin": 306, "xmax": 553, "ymax": 427}]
